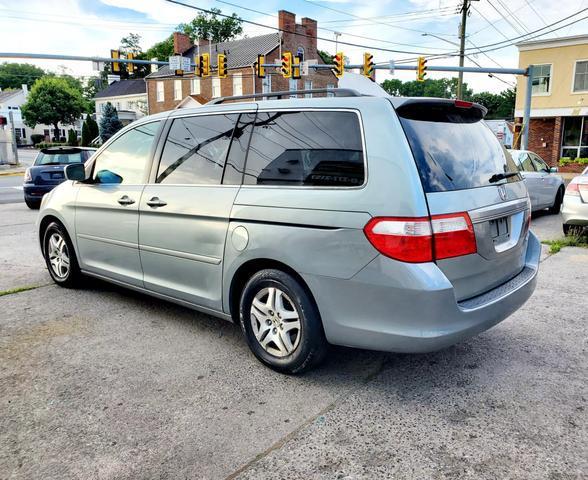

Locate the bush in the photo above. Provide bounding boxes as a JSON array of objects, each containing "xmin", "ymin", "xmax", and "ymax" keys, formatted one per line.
[
  {"xmin": 36, "ymin": 142, "xmax": 68, "ymax": 149},
  {"xmin": 560, "ymin": 157, "xmax": 588, "ymax": 166},
  {"xmin": 67, "ymin": 129, "xmax": 78, "ymax": 146},
  {"xmin": 81, "ymin": 121, "xmax": 90, "ymax": 147},
  {"xmin": 30, "ymin": 134, "xmax": 44, "ymax": 145}
]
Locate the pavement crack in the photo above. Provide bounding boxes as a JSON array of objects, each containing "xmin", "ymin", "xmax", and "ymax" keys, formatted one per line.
[
  {"xmin": 0, "ymin": 283, "xmax": 52, "ymax": 297},
  {"xmin": 224, "ymin": 354, "xmax": 389, "ymax": 480}
]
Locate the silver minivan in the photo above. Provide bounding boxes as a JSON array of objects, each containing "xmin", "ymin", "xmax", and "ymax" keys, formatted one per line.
[{"xmin": 37, "ymin": 90, "xmax": 540, "ymax": 373}]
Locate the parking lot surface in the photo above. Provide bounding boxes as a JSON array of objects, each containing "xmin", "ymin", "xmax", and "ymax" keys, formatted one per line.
[{"xmin": 1, "ymin": 203, "xmax": 586, "ymax": 479}]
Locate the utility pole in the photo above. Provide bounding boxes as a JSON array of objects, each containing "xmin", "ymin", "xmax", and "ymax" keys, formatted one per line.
[{"xmin": 457, "ymin": 0, "xmax": 478, "ymax": 99}]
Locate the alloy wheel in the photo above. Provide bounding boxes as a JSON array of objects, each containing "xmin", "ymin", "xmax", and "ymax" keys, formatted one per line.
[{"xmin": 47, "ymin": 233, "xmax": 70, "ymax": 279}]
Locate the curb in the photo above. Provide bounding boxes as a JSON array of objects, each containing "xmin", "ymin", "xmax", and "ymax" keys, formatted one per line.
[{"xmin": 0, "ymin": 170, "xmax": 25, "ymax": 177}]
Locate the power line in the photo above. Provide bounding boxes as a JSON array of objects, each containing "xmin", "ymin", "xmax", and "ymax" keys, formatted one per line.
[{"xmin": 163, "ymin": 0, "xmax": 456, "ymax": 55}]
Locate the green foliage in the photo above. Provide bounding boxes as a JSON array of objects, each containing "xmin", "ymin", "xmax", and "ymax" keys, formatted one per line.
[
  {"xmin": 30, "ymin": 134, "xmax": 44, "ymax": 145},
  {"xmin": 559, "ymin": 157, "xmax": 588, "ymax": 166},
  {"xmin": 86, "ymin": 116, "xmax": 99, "ymax": 142},
  {"xmin": 36, "ymin": 142, "xmax": 68, "ymax": 149},
  {"xmin": 179, "ymin": 8, "xmax": 242, "ymax": 44},
  {"xmin": 0, "ymin": 62, "xmax": 45, "ymax": 90},
  {"xmin": 318, "ymin": 50, "xmax": 335, "ymax": 65},
  {"xmin": 380, "ymin": 78, "xmax": 515, "ymax": 119},
  {"xmin": 81, "ymin": 121, "xmax": 90, "ymax": 147},
  {"xmin": 21, "ymin": 76, "xmax": 85, "ymax": 140},
  {"xmin": 67, "ymin": 129, "xmax": 78, "ymax": 146},
  {"xmin": 145, "ymin": 36, "xmax": 175, "ymax": 63},
  {"xmin": 120, "ymin": 33, "xmax": 142, "ymax": 55},
  {"xmin": 99, "ymin": 102, "xmax": 123, "ymax": 141},
  {"xmin": 542, "ymin": 234, "xmax": 588, "ymax": 254}
]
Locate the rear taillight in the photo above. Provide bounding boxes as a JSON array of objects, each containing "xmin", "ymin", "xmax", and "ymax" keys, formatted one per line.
[
  {"xmin": 566, "ymin": 181, "xmax": 580, "ymax": 196},
  {"xmin": 455, "ymin": 100, "xmax": 473, "ymax": 109},
  {"xmin": 364, "ymin": 212, "xmax": 476, "ymax": 263},
  {"xmin": 24, "ymin": 168, "xmax": 32, "ymax": 183}
]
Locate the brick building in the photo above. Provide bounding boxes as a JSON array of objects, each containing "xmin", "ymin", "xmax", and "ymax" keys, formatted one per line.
[
  {"xmin": 514, "ymin": 35, "xmax": 588, "ymax": 167},
  {"xmin": 146, "ymin": 10, "xmax": 337, "ymax": 114}
]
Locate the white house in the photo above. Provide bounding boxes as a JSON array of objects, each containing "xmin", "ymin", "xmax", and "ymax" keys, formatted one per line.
[
  {"xmin": 0, "ymin": 85, "xmax": 82, "ymax": 145},
  {"xmin": 94, "ymin": 79, "xmax": 147, "ymax": 126}
]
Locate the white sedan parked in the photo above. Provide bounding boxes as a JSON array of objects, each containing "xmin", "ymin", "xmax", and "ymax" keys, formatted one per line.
[
  {"xmin": 562, "ymin": 166, "xmax": 588, "ymax": 235},
  {"xmin": 508, "ymin": 150, "xmax": 565, "ymax": 213}
]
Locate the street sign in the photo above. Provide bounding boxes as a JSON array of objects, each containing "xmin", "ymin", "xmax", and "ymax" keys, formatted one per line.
[
  {"xmin": 169, "ymin": 55, "xmax": 182, "ymax": 71},
  {"xmin": 300, "ymin": 61, "xmax": 309, "ymax": 76},
  {"xmin": 389, "ymin": 60, "xmax": 395, "ymax": 75},
  {"xmin": 182, "ymin": 56, "xmax": 192, "ymax": 73}
]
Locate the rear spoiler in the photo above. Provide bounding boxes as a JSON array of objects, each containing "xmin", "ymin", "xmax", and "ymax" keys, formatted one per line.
[{"xmin": 390, "ymin": 98, "xmax": 487, "ymax": 122}]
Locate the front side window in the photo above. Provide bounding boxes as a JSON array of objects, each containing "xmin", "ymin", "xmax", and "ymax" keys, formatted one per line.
[
  {"xmin": 243, "ymin": 111, "xmax": 364, "ymax": 187},
  {"xmin": 93, "ymin": 122, "xmax": 161, "ymax": 184},
  {"xmin": 156, "ymin": 114, "xmax": 239, "ymax": 184},
  {"xmin": 156, "ymin": 81, "xmax": 164, "ymax": 102},
  {"xmin": 174, "ymin": 79, "xmax": 182, "ymax": 100},
  {"xmin": 531, "ymin": 64, "xmax": 551, "ymax": 95},
  {"xmin": 530, "ymin": 154, "xmax": 549, "ymax": 172},
  {"xmin": 573, "ymin": 60, "xmax": 588, "ymax": 93}
]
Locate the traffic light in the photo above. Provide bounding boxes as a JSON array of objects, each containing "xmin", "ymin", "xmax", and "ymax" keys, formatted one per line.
[
  {"xmin": 363, "ymin": 52, "xmax": 374, "ymax": 80},
  {"xmin": 217, "ymin": 53, "xmax": 227, "ymax": 78},
  {"xmin": 127, "ymin": 52, "xmax": 135, "ymax": 75},
  {"xmin": 256, "ymin": 54, "xmax": 265, "ymax": 78},
  {"xmin": 417, "ymin": 56, "xmax": 427, "ymax": 82},
  {"xmin": 333, "ymin": 52, "xmax": 344, "ymax": 78},
  {"xmin": 198, "ymin": 53, "xmax": 210, "ymax": 77},
  {"xmin": 281, "ymin": 52, "xmax": 292, "ymax": 78},
  {"xmin": 292, "ymin": 54, "xmax": 302, "ymax": 80},
  {"xmin": 110, "ymin": 49, "xmax": 120, "ymax": 73}
]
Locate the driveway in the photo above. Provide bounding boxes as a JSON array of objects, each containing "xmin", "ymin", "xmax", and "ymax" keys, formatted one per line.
[{"xmin": 1, "ymin": 204, "xmax": 586, "ymax": 479}]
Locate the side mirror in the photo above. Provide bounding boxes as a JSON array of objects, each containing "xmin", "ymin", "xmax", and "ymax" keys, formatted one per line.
[
  {"xmin": 64, "ymin": 163, "xmax": 87, "ymax": 182},
  {"xmin": 549, "ymin": 166, "xmax": 558, "ymax": 173}
]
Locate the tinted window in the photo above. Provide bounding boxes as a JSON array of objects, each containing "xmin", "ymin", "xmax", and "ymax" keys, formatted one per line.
[
  {"xmin": 243, "ymin": 111, "xmax": 364, "ymax": 187},
  {"xmin": 157, "ymin": 114, "xmax": 238, "ymax": 184},
  {"xmin": 93, "ymin": 122, "xmax": 160, "ymax": 184},
  {"xmin": 222, "ymin": 113, "xmax": 255, "ymax": 185},
  {"xmin": 397, "ymin": 102, "xmax": 520, "ymax": 192}
]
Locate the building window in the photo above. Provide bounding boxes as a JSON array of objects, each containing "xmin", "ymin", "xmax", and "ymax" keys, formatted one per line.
[
  {"xmin": 232, "ymin": 73, "xmax": 243, "ymax": 96},
  {"xmin": 296, "ymin": 46, "xmax": 305, "ymax": 62},
  {"xmin": 289, "ymin": 78, "xmax": 298, "ymax": 98},
  {"xmin": 212, "ymin": 78, "xmax": 221, "ymax": 98},
  {"xmin": 174, "ymin": 79, "xmax": 182, "ymax": 101},
  {"xmin": 304, "ymin": 80, "xmax": 313, "ymax": 98},
  {"xmin": 561, "ymin": 116, "xmax": 588, "ymax": 159},
  {"xmin": 191, "ymin": 78, "xmax": 200, "ymax": 95},
  {"xmin": 573, "ymin": 60, "xmax": 588, "ymax": 93},
  {"xmin": 156, "ymin": 81, "xmax": 164, "ymax": 102},
  {"xmin": 531, "ymin": 64, "xmax": 551, "ymax": 95},
  {"xmin": 327, "ymin": 83, "xmax": 335, "ymax": 98},
  {"xmin": 262, "ymin": 75, "xmax": 271, "ymax": 97}
]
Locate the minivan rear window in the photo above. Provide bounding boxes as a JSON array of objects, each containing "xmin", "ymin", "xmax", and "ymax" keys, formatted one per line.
[
  {"xmin": 397, "ymin": 101, "xmax": 520, "ymax": 192},
  {"xmin": 243, "ymin": 111, "xmax": 364, "ymax": 187}
]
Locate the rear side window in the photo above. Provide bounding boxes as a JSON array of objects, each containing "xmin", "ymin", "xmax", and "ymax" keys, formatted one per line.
[
  {"xmin": 397, "ymin": 102, "xmax": 520, "ymax": 192},
  {"xmin": 243, "ymin": 111, "xmax": 364, "ymax": 187},
  {"xmin": 157, "ymin": 114, "xmax": 239, "ymax": 184}
]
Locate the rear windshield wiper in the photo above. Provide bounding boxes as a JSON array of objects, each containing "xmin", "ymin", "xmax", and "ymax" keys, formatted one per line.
[{"xmin": 489, "ymin": 172, "xmax": 519, "ymax": 183}]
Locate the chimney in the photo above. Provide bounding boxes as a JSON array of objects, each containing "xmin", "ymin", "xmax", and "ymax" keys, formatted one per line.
[
  {"xmin": 173, "ymin": 32, "xmax": 192, "ymax": 54},
  {"xmin": 278, "ymin": 10, "xmax": 296, "ymax": 33},
  {"xmin": 301, "ymin": 17, "xmax": 318, "ymax": 55},
  {"xmin": 21, "ymin": 84, "xmax": 28, "ymax": 95}
]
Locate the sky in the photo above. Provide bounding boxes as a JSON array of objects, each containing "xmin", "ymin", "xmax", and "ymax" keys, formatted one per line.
[{"xmin": 0, "ymin": 0, "xmax": 586, "ymax": 93}]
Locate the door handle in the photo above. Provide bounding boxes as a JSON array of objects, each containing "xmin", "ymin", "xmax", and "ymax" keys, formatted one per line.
[
  {"xmin": 146, "ymin": 197, "xmax": 167, "ymax": 208},
  {"xmin": 117, "ymin": 195, "xmax": 135, "ymax": 206}
]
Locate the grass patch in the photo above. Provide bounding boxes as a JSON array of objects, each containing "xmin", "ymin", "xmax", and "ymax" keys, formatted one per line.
[
  {"xmin": 542, "ymin": 235, "xmax": 588, "ymax": 254},
  {"xmin": 0, "ymin": 285, "xmax": 43, "ymax": 297}
]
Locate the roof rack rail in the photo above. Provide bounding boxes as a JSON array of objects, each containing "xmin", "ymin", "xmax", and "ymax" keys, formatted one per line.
[{"xmin": 206, "ymin": 88, "xmax": 365, "ymax": 105}]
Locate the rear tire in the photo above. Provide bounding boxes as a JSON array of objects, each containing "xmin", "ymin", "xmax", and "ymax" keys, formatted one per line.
[
  {"xmin": 42, "ymin": 221, "xmax": 83, "ymax": 288},
  {"xmin": 549, "ymin": 187, "xmax": 564, "ymax": 214},
  {"xmin": 25, "ymin": 199, "xmax": 40, "ymax": 209},
  {"xmin": 239, "ymin": 269, "xmax": 328, "ymax": 374}
]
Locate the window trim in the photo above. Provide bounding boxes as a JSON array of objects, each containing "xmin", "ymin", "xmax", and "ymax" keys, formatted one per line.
[
  {"xmin": 85, "ymin": 119, "xmax": 165, "ymax": 186},
  {"xmin": 571, "ymin": 59, "xmax": 588, "ymax": 94},
  {"xmin": 560, "ymin": 115, "xmax": 586, "ymax": 159},
  {"xmin": 173, "ymin": 79, "xmax": 182, "ymax": 101},
  {"xmin": 156, "ymin": 81, "xmax": 164, "ymax": 102},
  {"xmin": 531, "ymin": 63, "xmax": 552, "ymax": 97},
  {"xmin": 212, "ymin": 77, "xmax": 222, "ymax": 98},
  {"xmin": 232, "ymin": 73, "xmax": 243, "ymax": 96},
  {"xmin": 191, "ymin": 77, "xmax": 201, "ymax": 95},
  {"xmin": 242, "ymin": 107, "xmax": 368, "ymax": 190}
]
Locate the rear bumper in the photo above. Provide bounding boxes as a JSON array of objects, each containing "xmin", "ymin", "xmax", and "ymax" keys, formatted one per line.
[
  {"xmin": 562, "ymin": 195, "xmax": 588, "ymax": 226},
  {"xmin": 23, "ymin": 184, "xmax": 57, "ymax": 200},
  {"xmin": 304, "ymin": 231, "xmax": 540, "ymax": 353}
]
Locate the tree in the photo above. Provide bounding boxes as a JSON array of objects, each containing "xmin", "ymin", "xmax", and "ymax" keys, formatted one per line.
[
  {"xmin": 0, "ymin": 62, "xmax": 46, "ymax": 90},
  {"xmin": 179, "ymin": 8, "xmax": 242, "ymax": 43},
  {"xmin": 381, "ymin": 77, "xmax": 473, "ymax": 99},
  {"xmin": 120, "ymin": 33, "xmax": 142, "ymax": 55},
  {"xmin": 81, "ymin": 120, "xmax": 91, "ymax": 147},
  {"xmin": 145, "ymin": 37, "xmax": 175, "ymax": 63},
  {"xmin": 99, "ymin": 102, "xmax": 123, "ymax": 141},
  {"xmin": 67, "ymin": 129, "xmax": 78, "ymax": 146},
  {"xmin": 21, "ymin": 77, "xmax": 85, "ymax": 141},
  {"xmin": 318, "ymin": 50, "xmax": 334, "ymax": 65},
  {"xmin": 86, "ymin": 116, "xmax": 99, "ymax": 142}
]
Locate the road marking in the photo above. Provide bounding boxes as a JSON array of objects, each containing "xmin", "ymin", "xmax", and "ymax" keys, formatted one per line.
[{"xmin": 0, "ymin": 186, "xmax": 23, "ymax": 190}]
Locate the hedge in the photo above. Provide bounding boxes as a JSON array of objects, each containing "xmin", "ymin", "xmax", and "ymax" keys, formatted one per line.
[{"xmin": 559, "ymin": 157, "xmax": 588, "ymax": 166}]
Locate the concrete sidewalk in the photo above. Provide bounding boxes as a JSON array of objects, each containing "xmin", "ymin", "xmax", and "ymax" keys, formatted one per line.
[{"xmin": 0, "ymin": 148, "xmax": 37, "ymax": 176}]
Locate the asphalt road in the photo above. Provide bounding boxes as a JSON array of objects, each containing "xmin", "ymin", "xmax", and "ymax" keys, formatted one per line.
[
  {"xmin": 0, "ymin": 203, "xmax": 586, "ymax": 479},
  {"xmin": 0, "ymin": 149, "xmax": 37, "ymax": 205}
]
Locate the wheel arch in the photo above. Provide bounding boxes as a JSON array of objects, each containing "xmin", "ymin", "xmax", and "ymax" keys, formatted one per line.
[{"xmin": 38, "ymin": 214, "xmax": 73, "ymax": 254}]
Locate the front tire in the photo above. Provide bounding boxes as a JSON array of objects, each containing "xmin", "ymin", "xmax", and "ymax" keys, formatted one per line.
[
  {"xmin": 549, "ymin": 187, "xmax": 564, "ymax": 214},
  {"xmin": 239, "ymin": 269, "xmax": 328, "ymax": 374},
  {"xmin": 42, "ymin": 221, "xmax": 83, "ymax": 288}
]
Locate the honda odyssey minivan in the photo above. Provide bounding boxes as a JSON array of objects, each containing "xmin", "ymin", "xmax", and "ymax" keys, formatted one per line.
[{"xmin": 37, "ymin": 89, "xmax": 540, "ymax": 373}]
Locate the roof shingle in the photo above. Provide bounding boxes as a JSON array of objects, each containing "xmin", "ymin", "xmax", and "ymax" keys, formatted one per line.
[{"xmin": 94, "ymin": 79, "xmax": 146, "ymax": 99}]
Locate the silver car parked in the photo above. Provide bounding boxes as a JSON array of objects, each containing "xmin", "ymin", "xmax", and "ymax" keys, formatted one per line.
[
  {"xmin": 37, "ymin": 90, "xmax": 540, "ymax": 373},
  {"xmin": 562, "ymin": 166, "xmax": 588, "ymax": 235},
  {"xmin": 508, "ymin": 149, "xmax": 565, "ymax": 214}
]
